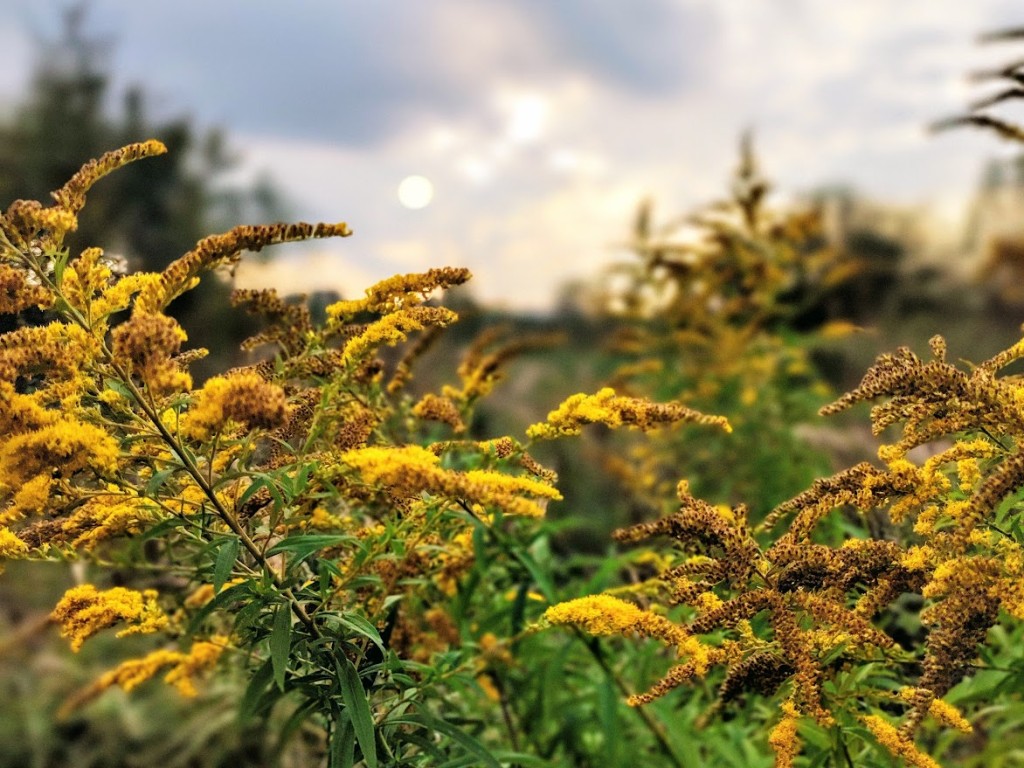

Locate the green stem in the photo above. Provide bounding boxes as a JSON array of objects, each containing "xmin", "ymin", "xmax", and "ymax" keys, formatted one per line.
[
  {"xmin": 574, "ymin": 630, "xmax": 686, "ymax": 768},
  {"xmin": 23, "ymin": 246, "xmax": 318, "ymax": 635}
]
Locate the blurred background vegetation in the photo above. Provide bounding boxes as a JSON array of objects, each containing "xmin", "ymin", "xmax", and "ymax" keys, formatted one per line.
[{"xmin": 7, "ymin": 6, "xmax": 1024, "ymax": 767}]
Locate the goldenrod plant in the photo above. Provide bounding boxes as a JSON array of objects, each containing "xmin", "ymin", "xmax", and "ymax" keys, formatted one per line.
[
  {"xmin": 590, "ymin": 135, "xmax": 853, "ymax": 522},
  {"xmin": 546, "ymin": 333, "xmax": 1024, "ymax": 766},
  {"xmin": 544, "ymin": 33, "xmax": 1024, "ymax": 768},
  {"xmin": 0, "ymin": 141, "xmax": 733, "ymax": 766}
]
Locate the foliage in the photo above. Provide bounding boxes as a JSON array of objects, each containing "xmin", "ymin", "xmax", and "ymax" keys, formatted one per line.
[
  {"xmin": 8, "ymin": 25, "xmax": 1024, "ymax": 768},
  {"xmin": 0, "ymin": 141, "xmax": 732, "ymax": 766},
  {"xmin": 587, "ymin": 134, "xmax": 850, "ymax": 521},
  {"xmin": 542, "ymin": 31, "xmax": 1024, "ymax": 768}
]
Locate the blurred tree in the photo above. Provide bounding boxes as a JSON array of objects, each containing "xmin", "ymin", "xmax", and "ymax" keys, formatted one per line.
[{"xmin": 0, "ymin": 5, "xmax": 285, "ymax": 375}]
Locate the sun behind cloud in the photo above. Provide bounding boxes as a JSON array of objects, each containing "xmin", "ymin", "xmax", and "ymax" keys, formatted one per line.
[{"xmin": 397, "ymin": 175, "xmax": 435, "ymax": 209}]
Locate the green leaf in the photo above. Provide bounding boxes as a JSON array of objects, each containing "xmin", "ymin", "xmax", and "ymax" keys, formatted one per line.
[
  {"xmin": 103, "ymin": 377, "xmax": 133, "ymax": 399},
  {"xmin": 145, "ymin": 467, "xmax": 179, "ymax": 497},
  {"xmin": 52, "ymin": 249, "xmax": 70, "ymax": 286},
  {"xmin": 187, "ymin": 580, "xmax": 251, "ymax": 634},
  {"xmin": 333, "ymin": 613, "xmax": 384, "ymax": 650},
  {"xmin": 509, "ymin": 581, "xmax": 529, "ymax": 635},
  {"xmin": 330, "ymin": 713, "xmax": 355, "ymax": 768},
  {"xmin": 389, "ymin": 713, "xmax": 500, "ymax": 768},
  {"xmin": 137, "ymin": 516, "xmax": 188, "ymax": 543},
  {"xmin": 270, "ymin": 605, "xmax": 292, "ymax": 692},
  {"xmin": 512, "ymin": 549, "xmax": 556, "ymax": 602},
  {"xmin": 267, "ymin": 534, "xmax": 350, "ymax": 564},
  {"xmin": 237, "ymin": 474, "xmax": 271, "ymax": 509},
  {"xmin": 335, "ymin": 654, "xmax": 378, "ymax": 768},
  {"xmin": 213, "ymin": 537, "xmax": 239, "ymax": 594},
  {"xmin": 239, "ymin": 658, "xmax": 275, "ymax": 722}
]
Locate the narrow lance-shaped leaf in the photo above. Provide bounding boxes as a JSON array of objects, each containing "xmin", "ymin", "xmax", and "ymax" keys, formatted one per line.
[
  {"xmin": 270, "ymin": 605, "xmax": 292, "ymax": 691},
  {"xmin": 336, "ymin": 654, "xmax": 378, "ymax": 768}
]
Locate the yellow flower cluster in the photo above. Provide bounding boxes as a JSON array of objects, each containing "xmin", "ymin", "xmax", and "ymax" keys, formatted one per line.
[
  {"xmin": 0, "ymin": 418, "xmax": 119, "ymax": 490},
  {"xmin": 862, "ymin": 715, "xmax": 941, "ymax": 768},
  {"xmin": 326, "ymin": 267, "xmax": 471, "ymax": 320},
  {"xmin": 412, "ymin": 393, "xmax": 466, "ymax": 433},
  {"xmin": 0, "ymin": 263, "xmax": 52, "ymax": 314},
  {"xmin": 110, "ymin": 311, "xmax": 190, "ymax": 395},
  {"xmin": 51, "ymin": 140, "xmax": 168, "ymax": 216},
  {"xmin": 544, "ymin": 594, "xmax": 686, "ymax": 646},
  {"xmin": 339, "ymin": 306, "xmax": 458, "ymax": 367},
  {"xmin": 151, "ymin": 221, "xmax": 352, "ymax": 312},
  {"xmin": 526, "ymin": 387, "xmax": 731, "ymax": 440},
  {"xmin": 446, "ymin": 327, "xmax": 562, "ymax": 403},
  {"xmin": 767, "ymin": 700, "xmax": 801, "ymax": 768},
  {"xmin": 341, "ymin": 444, "xmax": 560, "ymax": 518},
  {"xmin": 181, "ymin": 371, "xmax": 290, "ymax": 441},
  {"xmin": 58, "ymin": 493, "xmax": 157, "ymax": 549},
  {"xmin": 51, "ymin": 584, "xmax": 168, "ymax": 652},
  {"xmin": 61, "ymin": 635, "xmax": 229, "ymax": 715},
  {"xmin": 0, "ymin": 526, "xmax": 29, "ymax": 563}
]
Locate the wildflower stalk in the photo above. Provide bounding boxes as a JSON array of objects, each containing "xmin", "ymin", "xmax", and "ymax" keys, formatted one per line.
[
  {"xmin": 110, "ymin": 362, "xmax": 319, "ymax": 633},
  {"xmin": 11, "ymin": 240, "xmax": 319, "ymax": 635},
  {"xmin": 574, "ymin": 629, "xmax": 685, "ymax": 768}
]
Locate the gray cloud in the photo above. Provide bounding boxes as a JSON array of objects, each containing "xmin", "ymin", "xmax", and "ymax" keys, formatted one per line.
[
  {"xmin": 514, "ymin": 0, "xmax": 718, "ymax": 95},
  {"xmin": 5, "ymin": 0, "xmax": 720, "ymax": 147}
]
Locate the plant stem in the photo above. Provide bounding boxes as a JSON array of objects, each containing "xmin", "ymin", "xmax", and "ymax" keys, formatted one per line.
[{"xmin": 575, "ymin": 630, "xmax": 686, "ymax": 768}]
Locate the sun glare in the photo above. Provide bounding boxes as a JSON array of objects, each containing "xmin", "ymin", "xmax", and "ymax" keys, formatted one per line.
[{"xmin": 397, "ymin": 175, "xmax": 435, "ymax": 209}]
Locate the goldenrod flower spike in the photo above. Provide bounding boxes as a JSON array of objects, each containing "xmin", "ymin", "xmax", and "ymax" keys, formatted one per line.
[
  {"xmin": 325, "ymin": 267, "xmax": 471, "ymax": 322},
  {"xmin": 450, "ymin": 328, "xmax": 563, "ymax": 402},
  {"xmin": 862, "ymin": 715, "xmax": 941, "ymax": 768},
  {"xmin": 768, "ymin": 700, "xmax": 802, "ymax": 768},
  {"xmin": 59, "ymin": 635, "xmax": 229, "ymax": 716},
  {"xmin": 0, "ymin": 199, "xmax": 80, "ymax": 247},
  {"xmin": 339, "ymin": 306, "xmax": 458, "ymax": 366},
  {"xmin": 544, "ymin": 594, "xmax": 687, "ymax": 646},
  {"xmin": 51, "ymin": 584, "xmax": 168, "ymax": 652},
  {"xmin": 0, "ymin": 526, "xmax": 29, "ymax": 562},
  {"xmin": 181, "ymin": 372, "xmax": 289, "ymax": 441},
  {"xmin": 0, "ymin": 263, "xmax": 54, "ymax": 314},
  {"xmin": 152, "ymin": 221, "xmax": 353, "ymax": 310},
  {"xmin": 341, "ymin": 444, "xmax": 561, "ymax": 518},
  {"xmin": 526, "ymin": 387, "xmax": 731, "ymax": 440},
  {"xmin": 51, "ymin": 140, "xmax": 168, "ymax": 215}
]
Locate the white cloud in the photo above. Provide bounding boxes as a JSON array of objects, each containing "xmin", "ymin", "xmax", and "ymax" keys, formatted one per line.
[{"xmin": 1, "ymin": 1, "xmax": 1024, "ymax": 309}]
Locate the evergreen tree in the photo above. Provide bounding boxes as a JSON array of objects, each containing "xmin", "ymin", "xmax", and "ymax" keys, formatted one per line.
[{"xmin": 0, "ymin": 6, "xmax": 282, "ymax": 375}]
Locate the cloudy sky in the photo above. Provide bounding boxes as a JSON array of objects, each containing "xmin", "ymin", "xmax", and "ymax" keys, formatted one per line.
[{"xmin": 1, "ymin": 1, "xmax": 1023, "ymax": 310}]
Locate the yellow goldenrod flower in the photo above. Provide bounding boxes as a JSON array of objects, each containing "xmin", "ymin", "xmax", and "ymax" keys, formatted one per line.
[
  {"xmin": 0, "ymin": 475, "xmax": 52, "ymax": 524},
  {"xmin": 163, "ymin": 636, "xmax": 229, "ymax": 697},
  {"xmin": 60, "ymin": 495, "xmax": 157, "ymax": 549},
  {"xmin": 412, "ymin": 392, "xmax": 466, "ymax": 433},
  {"xmin": 59, "ymin": 635, "xmax": 229, "ymax": 716},
  {"xmin": 326, "ymin": 267, "xmax": 470, "ymax": 322},
  {"xmin": 899, "ymin": 688, "xmax": 973, "ymax": 733},
  {"xmin": 0, "ymin": 263, "xmax": 53, "ymax": 314},
  {"xmin": 51, "ymin": 140, "xmax": 167, "ymax": 215},
  {"xmin": 0, "ymin": 526, "xmax": 29, "ymax": 560},
  {"xmin": 475, "ymin": 673, "xmax": 502, "ymax": 703},
  {"xmin": 768, "ymin": 700, "xmax": 802, "ymax": 768},
  {"xmin": 59, "ymin": 649, "xmax": 184, "ymax": 716},
  {"xmin": 0, "ymin": 419, "xmax": 119, "ymax": 489},
  {"xmin": 526, "ymin": 387, "xmax": 730, "ymax": 440},
  {"xmin": 341, "ymin": 444, "xmax": 560, "ymax": 518},
  {"xmin": 862, "ymin": 714, "xmax": 941, "ymax": 768},
  {"xmin": 339, "ymin": 306, "xmax": 458, "ymax": 366},
  {"xmin": 51, "ymin": 584, "xmax": 168, "ymax": 652},
  {"xmin": 544, "ymin": 594, "xmax": 687, "ymax": 647},
  {"xmin": 181, "ymin": 371, "xmax": 289, "ymax": 441}
]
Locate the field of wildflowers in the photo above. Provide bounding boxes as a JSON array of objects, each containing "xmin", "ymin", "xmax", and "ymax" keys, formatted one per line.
[{"xmin": 6, "ymin": 30, "xmax": 1024, "ymax": 768}]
